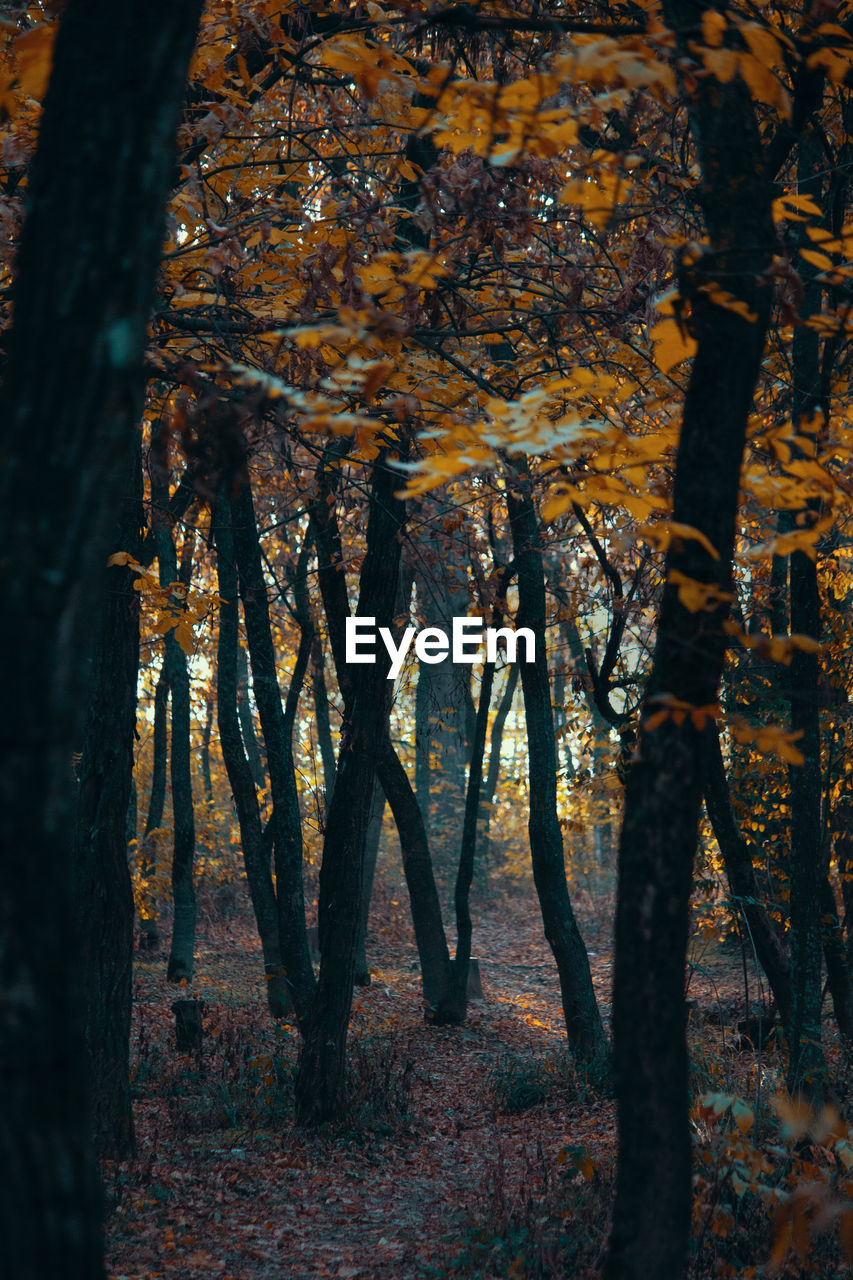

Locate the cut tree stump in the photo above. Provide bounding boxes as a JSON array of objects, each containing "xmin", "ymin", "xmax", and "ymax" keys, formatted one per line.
[{"xmin": 172, "ymin": 998, "xmax": 204, "ymax": 1053}]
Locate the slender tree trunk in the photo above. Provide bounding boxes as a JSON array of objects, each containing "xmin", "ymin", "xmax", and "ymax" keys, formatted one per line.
[
  {"xmin": 0, "ymin": 3, "xmax": 203, "ymax": 1273},
  {"xmin": 151, "ymin": 425, "xmax": 197, "ymax": 984},
  {"xmin": 237, "ymin": 638, "xmax": 266, "ymax": 792},
  {"xmin": 446, "ymin": 656, "xmax": 496, "ymax": 1019},
  {"xmin": 127, "ymin": 777, "xmax": 138, "ymax": 848},
  {"xmin": 702, "ymin": 723, "xmax": 792, "ymax": 1027},
  {"xmin": 480, "ymin": 663, "xmax": 518, "ymax": 863},
  {"xmin": 140, "ymin": 669, "xmax": 169, "ymax": 950},
  {"xmin": 355, "ymin": 777, "xmax": 385, "ymax": 986},
  {"xmin": 604, "ymin": 30, "xmax": 776, "ymax": 1276},
  {"xmin": 311, "ymin": 634, "xmax": 337, "ymax": 812},
  {"xmin": 415, "ymin": 659, "xmax": 433, "ymax": 823},
  {"xmin": 376, "ymin": 736, "xmax": 455, "ymax": 1015},
  {"xmin": 200, "ymin": 698, "xmax": 214, "ymax": 805},
  {"xmin": 295, "ymin": 448, "xmax": 408, "ymax": 1123},
  {"xmin": 72, "ymin": 438, "xmax": 142, "ymax": 1160},
  {"xmin": 213, "ymin": 491, "xmax": 289, "ymax": 1017},
  {"xmin": 506, "ymin": 459, "xmax": 608, "ymax": 1066},
  {"xmin": 230, "ymin": 472, "xmax": 316, "ymax": 1028},
  {"xmin": 821, "ymin": 877, "xmax": 853, "ymax": 1043}
]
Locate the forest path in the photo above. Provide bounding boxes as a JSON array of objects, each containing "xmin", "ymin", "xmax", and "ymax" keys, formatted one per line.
[{"xmin": 106, "ymin": 886, "xmax": 745, "ymax": 1279}]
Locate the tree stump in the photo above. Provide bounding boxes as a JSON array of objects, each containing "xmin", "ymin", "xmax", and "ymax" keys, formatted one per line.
[
  {"xmin": 172, "ymin": 999, "xmax": 204, "ymax": 1053},
  {"xmin": 467, "ymin": 958, "xmax": 484, "ymax": 1001}
]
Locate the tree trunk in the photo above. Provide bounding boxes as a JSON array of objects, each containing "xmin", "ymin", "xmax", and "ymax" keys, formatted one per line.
[
  {"xmin": 702, "ymin": 722, "xmax": 792, "ymax": 1028},
  {"xmin": 785, "ymin": 128, "xmax": 827, "ymax": 1099},
  {"xmin": 200, "ymin": 698, "xmax": 214, "ymax": 805},
  {"xmin": 237, "ymin": 638, "xmax": 266, "ymax": 792},
  {"xmin": 295, "ymin": 448, "xmax": 409, "ymax": 1123},
  {"xmin": 213, "ymin": 490, "xmax": 289, "ymax": 1017},
  {"xmin": 446, "ymin": 655, "xmax": 496, "ymax": 1019},
  {"xmin": 354, "ymin": 777, "xmax": 385, "ymax": 986},
  {"xmin": 140, "ymin": 669, "xmax": 169, "ymax": 950},
  {"xmin": 0, "ymin": 2, "xmax": 203, "ymax": 1273},
  {"xmin": 151, "ymin": 425, "xmax": 197, "ymax": 984},
  {"xmin": 821, "ymin": 877, "xmax": 853, "ymax": 1044},
  {"xmin": 376, "ymin": 736, "xmax": 455, "ymax": 1016},
  {"xmin": 506, "ymin": 459, "xmax": 608, "ymax": 1066},
  {"xmin": 73, "ymin": 437, "xmax": 142, "ymax": 1160},
  {"xmin": 311, "ymin": 634, "xmax": 337, "ymax": 812},
  {"xmin": 479, "ymin": 662, "xmax": 518, "ymax": 864},
  {"xmin": 604, "ymin": 31, "xmax": 776, "ymax": 1277},
  {"xmin": 230, "ymin": 472, "xmax": 316, "ymax": 1028}
]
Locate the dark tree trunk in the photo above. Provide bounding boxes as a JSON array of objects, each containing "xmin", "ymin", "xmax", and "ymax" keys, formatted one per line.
[
  {"xmin": 213, "ymin": 491, "xmax": 289, "ymax": 1017},
  {"xmin": 0, "ymin": 2, "xmax": 203, "ymax": 1274},
  {"xmin": 295, "ymin": 448, "xmax": 408, "ymax": 1124},
  {"xmin": 230, "ymin": 474, "xmax": 316, "ymax": 1028},
  {"xmin": 139, "ymin": 670, "xmax": 169, "ymax": 950},
  {"xmin": 702, "ymin": 723, "xmax": 792, "ymax": 1028},
  {"xmin": 354, "ymin": 777, "xmax": 385, "ymax": 986},
  {"xmin": 200, "ymin": 698, "xmax": 214, "ymax": 805},
  {"xmin": 415, "ymin": 658, "xmax": 433, "ymax": 821},
  {"xmin": 73, "ymin": 439, "xmax": 143, "ymax": 1161},
  {"xmin": 127, "ymin": 777, "xmax": 138, "ymax": 848},
  {"xmin": 785, "ymin": 129, "xmax": 827, "ymax": 1099},
  {"xmin": 376, "ymin": 736, "xmax": 454, "ymax": 1016},
  {"xmin": 506, "ymin": 459, "xmax": 608, "ymax": 1066},
  {"xmin": 821, "ymin": 877, "xmax": 853, "ymax": 1043},
  {"xmin": 150, "ymin": 425, "xmax": 197, "ymax": 984},
  {"xmin": 311, "ymin": 634, "xmax": 337, "ymax": 812},
  {"xmin": 479, "ymin": 662, "xmax": 518, "ymax": 862},
  {"xmin": 445, "ymin": 655, "xmax": 497, "ymax": 1020},
  {"xmin": 237, "ymin": 638, "xmax": 266, "ymax": 792},
  {"xmin": 604, "ymin": 31, "xmax": 776, "ymax": 1278}
]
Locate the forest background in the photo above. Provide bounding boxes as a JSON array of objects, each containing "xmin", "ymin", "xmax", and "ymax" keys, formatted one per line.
[{"xmin": 5, "ymin": 0, "xmax": 853, "ymax": 1277}]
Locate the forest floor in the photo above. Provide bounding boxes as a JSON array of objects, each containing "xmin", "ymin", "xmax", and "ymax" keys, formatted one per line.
[{"xmin": 104, "ymin": 878, "xmax": 791, "ymax": 1280}]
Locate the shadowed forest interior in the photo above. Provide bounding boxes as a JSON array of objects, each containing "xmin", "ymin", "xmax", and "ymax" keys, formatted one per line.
[{"xmin": 6, "ymin": 2, "xmax": 853, "ymax": 1278}]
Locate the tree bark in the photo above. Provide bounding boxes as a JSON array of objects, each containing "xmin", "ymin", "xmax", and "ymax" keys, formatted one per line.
[
  {"xmin": 376, "ymin": 736, "xmax": 455, "ymax": 1016},
  {"xmin": 604, "ymin": 29, "xmax": 776, "ymax": 1278},
  {"xmin": 446, "ymin": 655, "xmax": 496, "ymax": 1020},
  {"xmin": 311, "ymin": 634, "xmax": 337, "ymax": 812},
  {"xmin": 213, "ymin": 490, "xmax": 289, "ymax": 1017},
  {"xmin": 139, "ymin": 669, "xmax": 169, "ymax": 950},
  {"xmin": 72, "ymin": 437, "xmax": 142, "ymax": 1160},
  {"xmin": 785, "ymin": 127, "xmax": 828, "ymax": 1098},
  {"xmin": 237, "ymin": 638, "xmax": 266, "ymax": 792},
  {"xmin": 230, "ymin": 472, "xmax": 316, "ymax": 1028},
  {"xmin": 480, "ymin": 663, "xmax": 519, "ymax": 863},
  {"xmin": 150, "ymin": 424, "xmax": 197, "ymax": 984},
  {"xmin": 702, "ymin": 722, "xmax": 792, "ymax": 1028},
  {"xmin": 354, "ymin": 777, "xmax": 385, "ymax": 986},
  {"xmin": 0, "ymin": 3, "xmax": 203, "ymax": 1274},
  {"xmin": 506, "ymin": 458, "xmax": 608, "ymax": 1066},
  {"xmin": 200, "ymin": 698, "xmax": 214, "ymax": 806}
]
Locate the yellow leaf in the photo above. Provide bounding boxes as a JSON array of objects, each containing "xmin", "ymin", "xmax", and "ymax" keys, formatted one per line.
[
  {"xmin": 701, "ymin": 11, "xmax": 726, "ymax": 46},
  {"xmin": 640, "ymin": 520, "xmax": 720, "ymax": 560},
  {"xmin": 649, "ymin": 318, "xmax": 696, "ymax": 373},
  {"xmin": 700, "ymin": 46, "xmax": 738, "ymax": 82},
  {"xmin": 14, "ymin": 23, "xmax": 55, "ymax": 100},
  {"xmin": 772, "ymin": 193, "xmax": 823, "ymax": 223},
  {"xmin": 669, "ymin": 570, "xmax": 734, "ymax": 613},
  {"xmin": 800, "ymin": 248, "xmax": 834, "ymax": 271}
]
